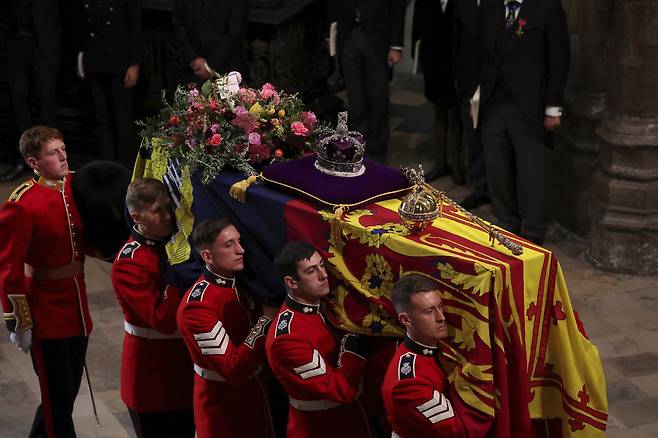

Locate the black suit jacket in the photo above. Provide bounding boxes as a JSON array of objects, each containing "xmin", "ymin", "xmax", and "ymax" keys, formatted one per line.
[
  {"xmin": 172, "ymin": 0, "xmax": 248, "ymax": 75},
  {"xmin": 73, "ymin": 0, "xmax": 142, "ymax": 75},
  {"xmin": 9, "ymin": 0, "xmax": 61, "ymax": 72},
  {"xmin": 480, "ymin": 0, "xmax": 569, "ymax": 133},
  {"xmin": 328, "ymin": 0, "xmax": 406, "ymax": 56},
  {"xmin": 453, "ymin": 0, "xmax": 481, "ymax": 102},
  {"xmin": 412, "ymin": 0, "xmax": 456, "ymax": 104}
]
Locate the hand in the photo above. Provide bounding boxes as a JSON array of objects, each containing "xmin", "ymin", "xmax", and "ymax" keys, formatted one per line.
[
  {"xmin": 544, "ymin": 116, "xmax": 561, "ymax": 131},
  {"xmin": 9, "ymin": 329, "xmax": 32, "ymax": 353},
  {"xmin": 262, "ymin": 304, "xmax": 280, "ymax": 320},
  {"xmin": 124, "ymin": 64, "xmax": 139, "ymax": 89},
  {"xmin": 388, "ymin": 49, "xmax": 402, "ymax": 67},
  {"xmin": 190, "ymin": 57, "xmax": 211, "ymax": 80}
]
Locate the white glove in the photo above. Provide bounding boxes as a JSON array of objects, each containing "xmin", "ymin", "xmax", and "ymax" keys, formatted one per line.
[{"xmin": 9, "ymin": 329, "xmax": 32, "ymax": 353}]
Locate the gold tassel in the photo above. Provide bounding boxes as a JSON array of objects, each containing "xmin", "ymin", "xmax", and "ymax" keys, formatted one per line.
[
  {"xmin": 330, "ymin": 205, "xmax": 348, "ymax": 252},
  {"xmin": 228, "ymin": 174, "xmax": 261, "ymax": 203}
]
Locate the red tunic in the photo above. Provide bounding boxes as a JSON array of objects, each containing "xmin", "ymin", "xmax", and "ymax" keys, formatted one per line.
[
  {"xmin": 0, "ymin": 174, "xmax": 92, "ymax": 339},
  {"xmin": 177, "ymin": 268, "xmax": 274, "ymax": 438},
  {"xmin": 265, "ymin": 295, "xmax": 372, "ymax": 438},
  {"xmin": 382, "ymin": 336, "xmax": 467, "ymax": 438},
  {"xmin": 111, "ymin": 229, "xmax": 194, "ymax": 412}
]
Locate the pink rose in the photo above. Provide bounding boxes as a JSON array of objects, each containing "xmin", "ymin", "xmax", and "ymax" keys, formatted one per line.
[
  {"xmin": 260, "ymin": 83, "xmax": 280, "ymax": 103},
  {"xmin": 208, "ymin": 133, "xmax": 223, "ymax": 146},
  {"xmin": 291, "ymin": 121, "xmax": 309, "ymax": 137},
  {"xmin": 274, "ymin": 148, "xmax": 284, "ymax": 158},
  {"xmin": 300, "ymin": 111, "xmax": 317, "ymax": 130},
  {"xmin": 248, "ymin": 132, "xmax": 261, "ymax": 145}
]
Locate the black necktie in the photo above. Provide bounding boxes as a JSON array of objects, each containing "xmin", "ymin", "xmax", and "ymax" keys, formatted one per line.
[{"xmin": 505, "ymin": 1, "xmax": 520, "ymax": 28}]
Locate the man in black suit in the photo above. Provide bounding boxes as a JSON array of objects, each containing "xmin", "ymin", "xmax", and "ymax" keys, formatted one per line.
[
  {"xmin": 3, "ymin": 0, "xmax": 61, "ymax": 182},
  {"xmin": 329, "ymin": 0, "xmax": 406, "ymax": 161},
  {"xmin": 172, "ymin": 0, "xmax": 249, "ymax": 86},
  {"xmin": 479, "ymin": 0, "xmax": 569, "ymax": 244},
  {"xmin": 413, "ymin": 0, "xmax": 464, "ymax": 184},
  {"xmin": 74, "ymin": 0, "xmax": 143, "ymax": 168},
  {"xmin": 454, "ymin": 0, "xmax": 490, "ymax": 209}
]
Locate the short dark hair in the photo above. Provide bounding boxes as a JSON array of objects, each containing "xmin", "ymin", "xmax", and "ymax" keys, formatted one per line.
[
  {"xmin": 391, "ymin": 274, "xmax": 439, "ymax": 313},
  {"xmin": 19, "ymin": 125, "xmax": 64, "ymax": 159},
  {"xmin": 125, "ymin": 178, "xmax": 169, "ymax": 214},
  {"xmin": 274, "ymin": 241, "xmax": 318, "ymax": 280},
  {"xmin": 192, "ymin": 218, "xmax": 234, "ymax": 253}
]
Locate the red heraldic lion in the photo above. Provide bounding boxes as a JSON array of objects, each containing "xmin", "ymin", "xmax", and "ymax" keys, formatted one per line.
[
  {"xmin": 111, "ymin": 228, "xmax": 194, "ymax": 412},
  {"xmin": 382, "ymin": 336, "xmax": 466, "ymax": 438},
  {"xmin": 265, "ymin": 295, "xmax": 372, "ymax": 438},
  {"xmin": 177, "ymin": 267, "xmax": 274, "ymax": 438}
]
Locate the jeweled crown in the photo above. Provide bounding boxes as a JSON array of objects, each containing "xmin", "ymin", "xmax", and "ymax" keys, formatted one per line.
[{"xmin": 315, "ymin": 112, "xmax": 366, "ymax": 177}]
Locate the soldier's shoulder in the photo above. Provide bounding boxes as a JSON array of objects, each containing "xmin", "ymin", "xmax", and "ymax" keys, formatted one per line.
[
  {"xmin": 397, "ymin": 351, "xmax": 417, "ymax": 380},
  {"xmin": 186, "ymin": 280, "xmax": 210, "ymax": 303},
  {"xmin": 116, "ymin": 241, "xmax": 142, "ymax": 260},
  {"xmin": 7, "ymin": 180, "xmax": 34, "ymax": 202},
  {"xmin": 273, "ymin": 309, "xmax": 295, "ymax": 338}
]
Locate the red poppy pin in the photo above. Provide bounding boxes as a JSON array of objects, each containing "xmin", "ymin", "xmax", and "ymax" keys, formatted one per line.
[{"xmin": 516, "ymin": 18, "xmax": 527, "ymax": 37}]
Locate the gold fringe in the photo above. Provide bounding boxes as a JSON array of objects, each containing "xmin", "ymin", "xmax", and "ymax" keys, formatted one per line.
[
  {"xmin": 229, "ymin": 174, "xmax": 261, "ymax": 203},
  {"xmin": 330, "ymin": 205, "xmax": 348, "ymax": 252}
]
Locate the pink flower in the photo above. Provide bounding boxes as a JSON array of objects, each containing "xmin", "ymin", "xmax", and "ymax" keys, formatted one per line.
[
  {"xmin": 208, "ymin": 133, "xmax": 223, "ymax": 146},
  {"xmin": 248, "ymin": 143, "xmax": 271, "ymax": 163},
  {"xmin": 300, "ymin": 111, "xmax": 317, "ymax": 130},
  {"xmin": 231, "ymin": 106, "xmax": 257, "ymax": 134},
  {"xmin": 274, "ymin": 148, "xmax": 284, "ymax": 158},
  {"xmin": 209, "ymin": 100, "xmax": 220, "ymax": 111},
  {"xmin": 238, "ymin": 88, "xmax": 257, "ymax": 105},
  {"xmin": 291, "ymin": 121, "xmax": 309, "ymax": 137},
  {"xmin": 260, "ymin": 83, "xmax": 280, "ymax": 103},
  {"xmin": 210, "ymin": 123, "xmax": 221, "ymax": 133},
  {"xmin": 248, "ymin": 132, "xmax": 261, "ymax": 145}
]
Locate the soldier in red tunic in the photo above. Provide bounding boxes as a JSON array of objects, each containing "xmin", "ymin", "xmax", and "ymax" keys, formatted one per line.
[
  {"xmin": 177, "ymin": 218, "xmax": 277, "ymax": 438},
  {"xmin": 266, "ymin": 241, "xmax": 372, "ymax": 438},
  {"xmin": 381, "ymin": 274, "xmax": 467, "ymax": 438},
  {"xmin": 0, "ymin": 126, "xmax": 92, "ymax": 437},
  {"xmin": 111, "ymin": 178, "xmax": 194, "ymax": 437}
]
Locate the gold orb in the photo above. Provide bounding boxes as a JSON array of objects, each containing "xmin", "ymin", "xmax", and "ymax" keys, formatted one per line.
[{"xmin": 398, "ymin": 188, "xmax": 439, "ymax": 233}]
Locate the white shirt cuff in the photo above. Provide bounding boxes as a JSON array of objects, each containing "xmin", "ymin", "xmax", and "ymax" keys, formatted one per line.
[
  {"xmin": 389, "ymin": 46, "xmax": 403, "ymax": 51},
  {"xmin": 545, "ymin": 106, "xmax": 562, "ymax": 117}
]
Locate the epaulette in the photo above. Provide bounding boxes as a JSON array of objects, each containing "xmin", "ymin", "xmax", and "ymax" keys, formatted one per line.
[
  {"xmin": 275, "ymin": 310, "xmax": 294, "ymax": 337},
  {"xmin": 8, "ymin": 180, "xmax": 33, "ymax": 202},
  {"xmin": 188, "ymin": 281, "xmax": 209, "ymax": 302},
  {"xmin": 398, "ymin": 352, "xmax": 416, "ymax": 380},
  {"xmin": 118, "ymin": 241, "xmax": 140, "ymax": 260}
]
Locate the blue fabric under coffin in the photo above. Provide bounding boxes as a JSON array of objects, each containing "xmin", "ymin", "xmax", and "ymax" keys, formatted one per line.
[{"xmin": 167, "ymin": 171, "xmax": 292, "ymax": 306}]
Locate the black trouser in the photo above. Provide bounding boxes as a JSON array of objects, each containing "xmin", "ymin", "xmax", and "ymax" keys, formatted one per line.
[
  {"xmin": 461, "ymin": 98, "xmax": 488, "ymax": 196},
  {"xmin": 128, "ymin": 407, "xmax": 195, "ymax": 438},
  {"xmin": 29, "ymin": 336, "xmax": 88, "ymax": 438},
  {"xmin": 339, "ymin": 26, "xmax": 390, "ymax": 157},
  {"xmin": 87, "ymin": 71, "xmax": 137, "ymax": 168},
  {"xmin": 6, "ymin": 35, "xmax": 58, "ymax": 164},
  {"xmin": 481, "ymin": 97, "xmax": 550, "ymax": 240}
]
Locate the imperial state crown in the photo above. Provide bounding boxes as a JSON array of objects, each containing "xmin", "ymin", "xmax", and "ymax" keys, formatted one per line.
[{"xmin": 315, "ymin": 112, "xmax": 365, "ymax": 177}]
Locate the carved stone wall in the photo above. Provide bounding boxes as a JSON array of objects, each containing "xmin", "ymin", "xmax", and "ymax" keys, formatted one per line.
[
  {"xmin": 555, "ymin": 0, "xmax": 608, "ymax": 236},
  {"xmin": 588, "ymin": 0, "xmax": 658, "ymax": 274}
]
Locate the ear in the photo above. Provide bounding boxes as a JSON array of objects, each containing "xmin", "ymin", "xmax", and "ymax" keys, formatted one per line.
[
  {"xmin": 199, "ymin": 249, "xmax": 212, "ymax": 266},
  {"xmin": 283, "ymin": 275, "xmax": 297, "ymax": 291},
  {"xmin": 130, "ymin": 211, "xmax": 141, "ymax": 225},
  {"xmin": 398, "ymin": 311, "xmax": 412, "ymax": 329},
  {"xmin": 26, "ymin": 157, "xmax": 39, "ymax": 172}
]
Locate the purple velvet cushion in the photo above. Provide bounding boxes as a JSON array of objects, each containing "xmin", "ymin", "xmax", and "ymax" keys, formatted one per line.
[{"xmin": 262, "ymin": 154, "xmax": 411, "ymax": 208}]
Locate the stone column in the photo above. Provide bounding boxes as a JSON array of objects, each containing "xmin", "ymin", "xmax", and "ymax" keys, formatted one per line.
[
  {"xmin": 589, "ymin": 0, "xmax": 658, "ymax": 274},
  {"xmin": 554, "ymin": 0, "xmax": 608, "ymax": 236}
]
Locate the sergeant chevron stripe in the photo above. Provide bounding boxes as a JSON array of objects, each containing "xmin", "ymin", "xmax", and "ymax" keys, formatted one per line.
[
  {"xmin": 293, "ymin": 350, "xmax": 326, "ymax": 380},
  {"xmin": 194, "ymin": 321, "xmax": 229, "ymax": 355},
  {"xmin": 416, "ymin": 390, "xmax": 454, "ymax": 424}
]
